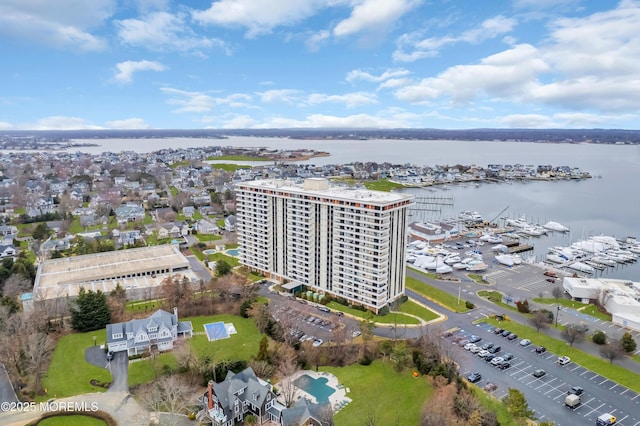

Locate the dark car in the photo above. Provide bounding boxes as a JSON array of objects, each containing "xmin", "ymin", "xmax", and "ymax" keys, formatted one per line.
[
  {"xmin": 502, "ymin": 353, "xmax": 514, "ymax": 361},
  {"xmin": 488, "ymin": 345, "xmax": 501, "ymax": 354},
  {"xmin": 467, "ymin": 372, "xmax": 482, "ymax": 383},
  {"xmin": 317, "ymin": 306, "xmax": 330, "ymax": 313},
  {"xmin": 484, "ymin": 354, "xmax": 496, "ymax": 362},
  {"xmin": 533, "ymin": 369, "xmax": 546, "ymax": 378},
  {"xmin": 568, "ymin": 386, "xmax": 584, "ymax": 396},
  {"xmin": 535, "ymin": 346, "xmax": 547, "ymax": 354},
  {"xmin": 493, "ymin": 328, "xmax": 504, "ymax": 335},
  {"xmin": 106, "ymin": 351, "xmax": 114, "ymax": 361},
  {"xmin": 546, "ymin": 278, "xmax": 556, "ymax": 283},
  {"xmin": 481, "ymin": 342, "xmax": 494, "ymax": 350},
  {"xmin": 501, "ymin": 330, "xmax": 512, "ymax": 337},
  {"xmin": 507, "ymin": 333, "xmax": 519, "ymax": 341},
  {"xmin": 498, "ymin": 361, "xmax": 511, "ymax": 370},
  {"xmin": 469, "ymin": 335, "xmax": 482, "ymax": 343}
]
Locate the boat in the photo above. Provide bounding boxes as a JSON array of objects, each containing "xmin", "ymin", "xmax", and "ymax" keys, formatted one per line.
[
  {"xmin": 521, "ymin": 226, "xmax": 547, "ymax": 236},
  {"xmin": 444, "ymin": 255, "xmax": 461, "ymax": 265},
  {"xmin": 495, "ymin": 254, "xmax": 515, "ymax": 267},
  {"xmin": 491, "ymin": 244, "xmax": 508, "ymax": 253},
  {"xmin": 546, "ymin": 254, "xmax": 565, "ymax": 264},
  {"xmin": 466, "ymin": 262, "xmax": 488, "ymax": 272},
  {"xmin": 590, "ymin": 256, "xmax": 617, "ymax": 267},
  {"xmin": 436, "ymin": 264, "xmax": 453, "ymax": 274},
  {"xmin": 505, "ymin": 214, "xmax": 530, "ymax": 229},
  {"xmin": 567, "ymin": 262, "xmax": 595, "ymax": 274},
  {"xmin": 459, "ymin": 210, "xmax": 484, "ymax": 222},
  {"xmin": 542, "ymin": 221, "xmax": 569, "ymax": 232},
  {"xmin": 512, "ymin": 254, "xmax": 523, "ymax": 265},
  {"xmin": 452, "ymin": 263, "xmax": 468, "ymax": 270}
]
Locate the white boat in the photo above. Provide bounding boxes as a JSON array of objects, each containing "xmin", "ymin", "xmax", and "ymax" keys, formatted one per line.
[
  {"xmin": 568, "ymin": 262, "xmax": 595, "ymax": 274},
  {"xmin": 590, "ymin": 256, "xmax": 617, "ymax": 267},
  {"xmin": 590, "ymin": 235, "xmax": 620, "ymax": 249},
  {"xmin": 543, "ymin": 221, "xmax": 569, "ymax": 232},
  {"xmin": 436, "ymin": 264, "xmax": 453, "ymax": 274},
  {"xmin": 505, "ymin": 214, "xmax": 529, "ymax": 228},
  {"xmin": 444, "ymin": 255, "xmax": 461, "ymax": 265},
  {"xmin": 495, "ymin": 254, "xmax": 515, "ymax": 267},
  {"xmin": 571, "ymin": 240, "xmax": 605, "ymax": 254},
  {"xmin": 453, "ymin": 263, "xmax": 468, "ymax": 270},
  {"xmin": 459, "ymin": 210, "xmax": 484, "ymax": 222},
  {"xmin": 491, "ymin": 244, "xmax": 508, "ymax": 253},
  {"xmin": 512, "ymin": 254, "xmax": 522, "ymax": 265},
  {"xmin": 546, "ymin": 254, "xmax": 565, "ymax": 264},
  {"xmin": 521, "ymin": 226, "xmax": 547, "ymax": 236},
  {"xmin": 466, "ymin": 262, "xmax": 488, "ymax": 272}
]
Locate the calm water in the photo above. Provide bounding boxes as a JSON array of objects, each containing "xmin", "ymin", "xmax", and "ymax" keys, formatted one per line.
[{"xmin": 67, "ymin": 137, "xmax": 640, "ymax": 280}]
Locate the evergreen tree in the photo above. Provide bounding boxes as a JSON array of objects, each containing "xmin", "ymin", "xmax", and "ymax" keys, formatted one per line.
[
  {"xmin": 256, "ymin": 335, "xmax": 269, "ymax": 362},
  {"xmin": 503, "ymin": 388, "xmax": 535, "ymax": 420},
  {"xmin": 71, "ymin": 287, "xmax": 111, "ymax": 332},
  {"xmin": 621, "ymin": 332, "xmax": 637, "ymax": 353}
]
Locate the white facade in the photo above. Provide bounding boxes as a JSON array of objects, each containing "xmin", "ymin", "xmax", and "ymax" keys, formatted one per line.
[{"xmin": 235, "ymin": 178, "xmax": 413, "ymax": 313}]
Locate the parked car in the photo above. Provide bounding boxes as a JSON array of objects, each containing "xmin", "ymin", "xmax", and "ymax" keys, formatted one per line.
[
  {"xmin": 533, "ymin": 369, "xmax": 546, "ymax": 378},
  {"xmin": 493, "ymin": 328, "xmax": 504, "ymax": 335},
  {"xmin": 481, "ymin": 342, "xmax": 494, "ymax": 350},
  {"xmin": 501, "ymin": 330, "xmax": 512, "ymax": 337},
  {"xmin": 535, "ymin": 346, "xmax": 547, "ymax": 354},
  {"xmin": 317, "ymin": 306, "xmax": 330, "ymax": 313},
  {"xmin": 568, "ymin": 386, "xmax": 584, "ymax": 396},
  {"xmin": 490, "ymin": 356, "xmax": 504, "ymax": 366},
  {"xmin": 488, "ymin": 345, "xmax": 501, "ymax": 354},
  {"xmin": 477, "ymin": 350, "xmax": 490, "ymax": 358},
  {"xmin": 470, "ymin": 346, "xmax": 481, "ymax": 354},
  {"xmin": 467, "ymin": 372, "xmax": 482, "ymax": 383},
  {"xmin": 483, "ymin": 382, "xmax": 498, "ymax": 392},
  {"xmin": 497, "ymin": 361, "xmax": 511, "ymax": 370},
  {"xmin": 312, "ymin": 338, "xmax": 323, "ymax": 347},
  {"xmin": 469, "ymin": 335, "xmax": 481, "ymax": 343},
  {"xmin": 546, "ymin": 278, "xmax": 556, "ymax": 283},
  {"xmin": 519, "ymin": 338, "xmax": 532, "ymax": 347},
  {"xmin": 464, "ymin": 343, "xmax": 476, "ymax": 350},
  {"xmin": 459, "ymin": 339, "xmax": 471, "ymax": 347},
  {"xmin": 507, "ymin": 333, "xmax": 519, "ymax": 341},
  {"xmin": 543, "ymin": 271, "xmax": 557, "ymax": 278},
  {"xmin": 502, "ymin": 353, "xmax": 514, "ymax": 361},
  {"xmin": 557, "ymin": 356, "xmax": 571, "ymax": 365},
  {"xmin": 484, "ymin": 354, "xmax": 496, "ymax": 362},
  {"xmin": 352, "ymin": 330, "xmax": 362, "ymax": 338}
]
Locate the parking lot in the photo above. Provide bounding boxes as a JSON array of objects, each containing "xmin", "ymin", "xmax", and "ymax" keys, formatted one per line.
[{"xmin": 445, "ymin": 322, "xmax": 640, "ymax": 425}]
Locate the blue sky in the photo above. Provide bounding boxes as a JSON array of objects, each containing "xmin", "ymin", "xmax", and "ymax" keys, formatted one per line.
[{"xmin": 1, "ymin": 0, "xmax": 639, "ymax": 130}]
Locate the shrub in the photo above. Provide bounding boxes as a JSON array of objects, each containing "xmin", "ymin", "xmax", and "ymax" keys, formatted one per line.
[
  {"xmin": 377, "ymin": 305, "xmax": 389, "ymax": 316},
  {"xmin": 621, "ymin": 332, "xmax": 637, "ymax": 353},
  {"xmin": 592, "ymin": 330, "xmax": 607, "ymax": 345},
  {"xmin": 515, "ymin": 299, "xmax": 530, "ymax": 313},
  {"xmin": 465, "ymin": 301, "xmax": 475, "ymax": 309},
  {"xmin": 358, "ymin": 356, "xmax": 372, "ymax": 366}
]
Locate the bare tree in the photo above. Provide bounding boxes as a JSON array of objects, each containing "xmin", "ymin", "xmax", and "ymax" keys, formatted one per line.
[
  {"xmin": 561, "ymin": 324, "xmax": 586, "ymax": 347},
  {"xmin": 600, "ymin": 342, "xmax": 623, "ymax": 364},
  {"xmin": 24, "ymin": 330, "xmax": 55, "ymax": 393},
  {"xmin": 551, "ymin": 286, "xmax": 563, "ymax": 301},
  {"xmin": 2, "ymin": 274, "xmax": 33, "ymax": 299},
  {"xmin": 137, "ymin": 375, "xmax": 194, "ymax": 426},
  {"xmin": 276, "ymin": 345, "xmax": 301, "ymax": 408},
  {"xmin": 529, "ymin": 310, "xmax": 551, "ymax": 332},
  {"xmin": 592, "ymin": 289, "xmax": 613, "ymax": 314}
]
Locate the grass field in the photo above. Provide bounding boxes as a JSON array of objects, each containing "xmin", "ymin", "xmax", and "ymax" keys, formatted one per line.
[
  {"xmin": 42, "ymin": 331, "xmax": 112, "ymax": 400},
  {"xmin": 398, "ymin": 299, "xmax": 440, "ymax": 322},
  {"xmin": 324, "ymin": 360, "xmax": 433, "ymax": 426},
  {"xmin": 207, "ymin": 155, "xmax": 270, "ymax": 161},
  {"xmin": 128, "ymin": 353, "xmax": 178, "ymax": 387},
  {"xmin": 405, "ymin": 275, "xmax": 470, "ymax": 313},
  {"xmin": 325, "ymin": 302, "xmax": 420, "ymax": 325},
  {"xmin": 533, "ymin": 298, "xmax": 612, "ymax": 321},
  {"xmin": 186, "ymin": 314, "xmax": 263, "ymax": 361}
]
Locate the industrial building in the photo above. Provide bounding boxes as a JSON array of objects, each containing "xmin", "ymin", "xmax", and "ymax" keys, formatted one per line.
[{"xmin": 235, "ymin": 178, "xmax": 413, "ymax": 313}]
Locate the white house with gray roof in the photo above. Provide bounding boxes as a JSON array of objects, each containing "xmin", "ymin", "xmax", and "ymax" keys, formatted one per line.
[{"xmin": 106, "ymin": 308, "xmax": 192, "ymax": 356}]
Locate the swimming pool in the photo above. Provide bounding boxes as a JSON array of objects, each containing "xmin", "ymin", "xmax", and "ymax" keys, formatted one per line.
[
  {"xmin": 293, "ymin": 374, "xmax": 336, "ymax": 403},
  {"xmin": 202, "ymin": 249, "xmax": 216, "ymax": 255},
  {"xmin": 225, "ymin": 248, "xmax": 240, "ymax": 256}
]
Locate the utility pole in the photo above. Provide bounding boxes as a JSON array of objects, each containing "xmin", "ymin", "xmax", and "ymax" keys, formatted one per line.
[{"xmin": 555, "ymin": 305, "xmax": 561, "ymax": 327}]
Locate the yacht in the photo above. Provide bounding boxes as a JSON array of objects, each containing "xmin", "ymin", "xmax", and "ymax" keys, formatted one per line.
[
  {"xmin": 521, "ymin": 226, "xmax": 547, "ymax": 236},
  {"xmin": 546, "ymin": 254, "xmax": 565, "ymax": 264},
  {"xmin": 459, "ymin": 210, "xmax": 484, "ymax": 222},
  {"xmin": 466, "ymin": 262, "xmax": 488, "ymax": 272},
  {"xmin": 495, "ymin": 254, "xmax": 515, "ymax": 267},
  {"xmin": 567, "ymin": 261, "xmax": 595, "ymax": 274},
  {"xmin": 590, "ymin": 256, "xmax": 617, "ymax": 267},
  {"xmin": 542, "ymin": 221, "xmax": 570, "ymax": 232},
  {"xmin": 505, "ymin": 214, "xmax": 530, "ymax": 229}
]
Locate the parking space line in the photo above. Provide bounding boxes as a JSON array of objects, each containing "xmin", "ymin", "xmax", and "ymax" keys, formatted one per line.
[
  {"xmin": 617, "ymin": 415, "xmax": 628, "ymax": 424},
  {"xmin": 553, "ymin": 393, "xmax": 564, "ymax": 400},
  {"xmin": 600, "ymin": 378, "xmax": 609, "ymax": 385},
  {"xmin": 621, "ymin": 389, "xmax": 629, "ymax": 396},
  {"xmin": 570, "ymin": 365, "xmax": 581, "ymax": 372},
  {"xmin": 633, "ymin": 394, "xmax": 639, "ymax": 400},
  {"xmin": 584, "ymin": 403, "xmax": 605, "ymax": 417},
  {"xmin": 610, "ymin": 383, "xmax": 618, "ymax": 391}
]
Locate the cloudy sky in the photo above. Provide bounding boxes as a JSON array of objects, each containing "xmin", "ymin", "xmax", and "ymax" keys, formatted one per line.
[{"xmin": 1, "ymin": 0, "xmax": 639, "ymax": 130}]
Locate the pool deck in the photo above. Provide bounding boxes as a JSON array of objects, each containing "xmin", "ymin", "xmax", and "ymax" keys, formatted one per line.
[{"xmin": 286, "ymin": 370, "xmax": 352, "ymax": 413}]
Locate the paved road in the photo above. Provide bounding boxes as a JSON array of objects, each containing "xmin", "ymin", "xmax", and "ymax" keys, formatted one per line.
[
  {"xmin": 0, "ymin": 364, "xmax": 18, "ymax": 405},
  {"xmin": 85, "ymin": 346, "xmax": 128, "ymax": 392}
]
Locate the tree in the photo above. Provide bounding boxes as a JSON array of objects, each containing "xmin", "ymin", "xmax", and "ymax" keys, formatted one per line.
[
  {"xmin": 503, "ymin": 388, "xmax": 535, "ymax": 420},
  {"xmin": 390, "ymin": 341, "xmax": 410, "ymax": 372},
  {"xmin": 276, "ymin": 345, "xmax": 301, "ymax": 408},
  {"xmin": 621, "ymin": 332, "xmax": 637, "ymax": 353},
  {"xmin": 215, "ymin": 260, "xmax": 232, "ymax": 277},
  {"xmin": 2, "ymin": 274, "xmax": 33, "ymax": 299},
  {"xmin": 600, "ymin": 342, "xmax": 622, "ymax": 364},
  {"xmin": 70, "ymin": 287, "xmax": 111, "ymax": 332},
  {"xmin": 108, "ymin": 283, "xmax": 127, "ymax": 323},
  {"xmin": 32, "ymin": 223, "xmax": 51, "ymax": 241},
  {"xmin": 592, "ymin": 330, "xmax": 607, "ymax": 345},
  {"xmin": 256, "ymin": 335, "xmax": 269, "ymax": 362},
  {"xmin": 551, "ymin": 286, "xmax": 563, "ymax": 301},
  {"xmin": 138, "ymin": 375, "xmax": 194, "ymax": 426},
  {"xmin": 529, "ymin": 310, "xmax": 551, "ymax": 332},
  {"xmin": 561, "ymin": 324, "xmax": 586, "ymax": 347}
]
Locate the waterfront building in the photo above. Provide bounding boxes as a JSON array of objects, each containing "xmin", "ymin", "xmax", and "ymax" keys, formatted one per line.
[{"xmin": 235, "ymin": 178, "xmax": 413, "ymax": 313}]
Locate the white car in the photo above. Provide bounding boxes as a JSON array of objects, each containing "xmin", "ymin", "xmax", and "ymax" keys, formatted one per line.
[
  {"xmin": 557, "ymin": 356, "xmax": 571, "ymax": 366},
  {"xmin": 469, "ymin": 345, "xmax": 481, "ymax": 354},
  {"xmin": 477, "ymin": 350, "xmax": 490, "ymax": 358},
  {"xmin": 490, "ymin": 356, "xmax": 504, "ymax": 366},
  {"xmin": 519, "ymin": 338, "xmax": 532, "ymax": 347},
  {"xmin": 464, "ymin": 343, "xmax": 476, "ymax": 351}
]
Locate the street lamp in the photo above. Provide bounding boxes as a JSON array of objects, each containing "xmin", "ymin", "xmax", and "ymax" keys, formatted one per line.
[{"xmin": 555, "ymin": 305, "xmax": 561, "ymax": 327}]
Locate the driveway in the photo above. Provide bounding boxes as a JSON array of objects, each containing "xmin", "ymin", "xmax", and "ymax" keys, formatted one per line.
[
  {"xmin": 0, "ymin": 364, "xmax": 18, "ymax": 404},
  {"xmin": 85, "ymin": 346, "xmax": 129, "ymax": 392}
]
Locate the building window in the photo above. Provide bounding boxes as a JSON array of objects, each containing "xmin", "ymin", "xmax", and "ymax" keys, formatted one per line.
[{"xmin": 112, "ymin": 333, "xmax": 123, "ymax": 339}]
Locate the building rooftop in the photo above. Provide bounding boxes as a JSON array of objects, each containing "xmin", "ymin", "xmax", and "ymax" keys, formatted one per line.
[{"xmin": 238, "ymin": 178, "xmax": 413, "ymax": 205}]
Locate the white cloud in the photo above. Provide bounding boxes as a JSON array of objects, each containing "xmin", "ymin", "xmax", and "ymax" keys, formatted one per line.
[
  {"xmin": 160, "ymin": 88, "xmax": 214, "ymax": 113},
  {"xmin": 346, "ymin": 68, "xmax": 411, "ymax": 84},
  {"xmin": 0, "ymin": 0, "xmax": 113, "ymax": 50},
  {"xmin": 393, "ymin": 15, "xmax": 516, "ymax": 62},
  {"xmin": 29, "ymin": 116, "xmax": 104, "ymax": 130},
  {"xmin": 253, "ymin": 112, "xmax": 411, "ymax": 129},
  {"xmin": 333, "ymin": 0, "xmax": 421, "ymax": 38},
  {"xmin": 305, "ymin": 30, "xmax": 331, "ymax": 51},
  {"xmin": 257, "ymin": 89, "xmax": 303, "ymax": 103},
  {"xmin": 115, "ymin": 11, "xmax": 227, "ymax": 54},
  {"xmin": 499, "ymin": 114, "xmax": 558, "ymax": 128},
  {"xmin": 395, "ymin": 44, "xmax": 549, "ymax": 103},
  {"xmin": 192, "ymin": 0, "xmax": 323, "ymax": 38},
  {"xmin": 113, "ymin": 60, "xmax": 166, "ymax": 84},
  {"xmin": 306, "ymin": 92, "xmax": 378, "ymax": 108},
  {"xmin": 105, "ymin": 118, "xmax": 152, "ymax": 129},
  {"xmin": 0, "ymin": 122, "xmax": 14, "ymax": 130}
]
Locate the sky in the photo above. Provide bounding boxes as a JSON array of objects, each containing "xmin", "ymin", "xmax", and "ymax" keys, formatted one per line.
[{"xmin": 1, "ymin": 0, "xmax": 639, "ymax": 131}]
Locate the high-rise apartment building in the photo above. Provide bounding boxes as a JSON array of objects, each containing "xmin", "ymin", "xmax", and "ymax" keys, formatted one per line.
[{"xmin": 235, "ymin": 178, "xmax": 413, "ymax": 313}]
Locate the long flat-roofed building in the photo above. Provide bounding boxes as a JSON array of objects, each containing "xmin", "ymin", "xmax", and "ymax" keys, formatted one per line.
[
  {"xmin": 33, "ymin": 244, "xmax": 193, "ymax": 300},
  {"xmin": 235, "ymin": 178, "xmax": 413, "ymax": 313}
]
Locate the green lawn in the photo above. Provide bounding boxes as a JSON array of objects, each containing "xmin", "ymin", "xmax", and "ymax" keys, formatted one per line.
[
  {"xmin": 128, "ymin": 353, "xmax": 178, "ymax": 386},
  {"xmin": 362, "ymin": 179, "xmax": 406, "ymax": 192},
  {"xmin": 325, "ymin": 302, "xmax": 420, "ymax": 325},
  {"xmin": 398, "ymin": 300, "xmax": 440, "ymax": 322},
  {"xmin": 405, "ymin": 275, "xmax": 470, "ymax": 313},
  {"xmin": 37, "ymin": 415, "xmax": 107, "ymax": 425},
  {"xmin": 196, "ymin": 234, "xmax": 223, "ymax": 242},
  {"xmin": 211, "ymin": 163, "xmax": 252, "ymax": 172},
  {"xmin": 533, "ymin": 298, "xmax": 612, "ymax": 321},
  {"xmin": 42, "ymin": 331, "xmax": 112, "ymax": 400},
  {"xmin": 478, "ymin": 290, "xmax": 519, "ymax": 312},
  {"xmin": 482, "ymin": 318, "xmax": 640, "ymax": 393},
  {"xmin": 324, "ymin": 360, "xmax": 433, "ymax": 426},
  {"xmin": 206, "ymin": 252, "xmax": 240, "ymax": 267},
  {"xmin": 208, "ymin": 155, "xmax": 271, "ymax": 161},
  {"xmin": 186, "ymin": 315, "xmax": 263, "ymax": 361}
]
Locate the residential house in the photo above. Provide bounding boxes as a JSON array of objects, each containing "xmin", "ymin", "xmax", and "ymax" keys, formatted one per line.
[
  {"xmin": 195, "ymin": 219, "xmax": 219, "ymax": 235},
  {"xmin": 198, "ymin": 367, "xmax": 283, "ymax": 426},
  {"xmin": 0, "ymin": 224, "xmax": 18, "ymax": 237},
  {"xmin": 182, "ymin": 206, "xmax": 195, "ymax": 218},
  {"xmin": 224, "ymin": 215, "xmax": 237, "ymax": 232},
  {"xmin": 281, "ymin": 399, "xmax": 333, "ymax": 426},
  {"xmin": 115, "ymin": 203, "xmax": 145, "ymax": 224},
  {"xmin": 106, "ymin": 308, "xmax": 193, "ymax": 356},
  {"xmin": 0, "ymin": 244, "xmax": 17, "ymax": 259}
]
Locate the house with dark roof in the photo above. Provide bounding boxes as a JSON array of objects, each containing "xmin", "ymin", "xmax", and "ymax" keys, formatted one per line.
[
  {"xmin": 197, "ymin": 367, "xmax": 333, "ymax": 426},
  {"xmin": 106, "ymin": 308, "xmax": 192, "ymax": 356}
]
